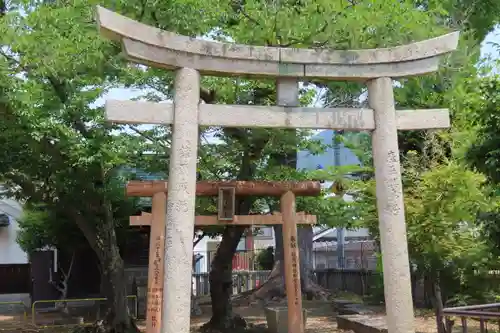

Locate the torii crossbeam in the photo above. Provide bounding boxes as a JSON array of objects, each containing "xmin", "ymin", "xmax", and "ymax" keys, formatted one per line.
[{"xmin": 96, "ymin": 6, "xmax": 459, "ymax": 333}]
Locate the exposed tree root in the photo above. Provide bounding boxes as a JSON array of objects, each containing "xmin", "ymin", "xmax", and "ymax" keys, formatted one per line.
[
  {"xmin": 302, "ymin": 281, "xmax": 331, "ymax": 301},
  {"xmin": 232, "ymin": 268, "xmax": 331, "ymax": 307},
  {"xmin": 200, "ymin": 313, "xmax": 247, "ymax": 333},
  {"xmin": 232, "ymin": 226, "xmax": 331, "ymax": 307}
]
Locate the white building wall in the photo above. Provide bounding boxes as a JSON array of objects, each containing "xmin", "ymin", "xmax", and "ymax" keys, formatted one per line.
[
  {"xmin": 253, "ymin": 238, "xmax": 274, "ymax": 250},
  {"xmin": 193, "ymin": 235, "xmax": 210, "ymax": 273},
  {"xmin": 253, "ymin": 226, "xmax": 274, "ymax": 251},
  {"xmin": 0, "ymin": 198, "xmax": 28, "ymax": 264}
]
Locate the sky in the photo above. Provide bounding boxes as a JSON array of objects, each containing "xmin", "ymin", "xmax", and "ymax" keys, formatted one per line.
[
  {"xmin": 482, "ymin": 27, "xmax": 500, "ymax": 59},
  {"xmin": 95, "ymin": 27, "xmax": 500, "ymax": 108}
]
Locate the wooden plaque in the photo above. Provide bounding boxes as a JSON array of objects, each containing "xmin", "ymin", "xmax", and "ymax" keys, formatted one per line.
[{"xmin": 218, "ymin": 187, "xmax": 236, "ymax": 221}]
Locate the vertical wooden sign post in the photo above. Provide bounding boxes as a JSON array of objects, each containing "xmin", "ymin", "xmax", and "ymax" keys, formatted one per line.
[
  {"xmin": 98, "ymin": 7, "xmax": 459, "ymax": 333},
  {"xmin": 128, "ymin": 191, "xmax": 167, "ymax": 333},
  {"xmin": 281, "ymin": 191, "xmax": 303, "ymax": 333},
  {"xmin": 147, "ymin": 192, "xmax": 166, "ymax": 333},
  {"xmin": 127, "ymin": 181, "xmax": 320, "ymax": 333}
]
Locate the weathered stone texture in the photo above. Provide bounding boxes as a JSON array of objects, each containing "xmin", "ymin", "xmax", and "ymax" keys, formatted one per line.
[
  {"xmin": 337, "ymin": 315, "xmax": 425, "ymax": 333},
  {"xmin": 105, "ymin": 100, "xmax": 450, "ymax": 132},
  {"xmin": 368, "ymin": 77, "xmax": 414, "ymax": 333},
  {"xmin": 265, "ymin": 307, "xmax": 308, "ymax": 333},
  {"xmin": 162, "ymin": 67, "xmax": 200, "ymax": 333},
  {"xmin": 96, "ymin": 5, "xmax": 459, "ymax": 80}
]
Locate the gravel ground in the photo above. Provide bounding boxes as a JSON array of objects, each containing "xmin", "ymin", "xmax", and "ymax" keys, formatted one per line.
[
  {"xmin": 186, "ymin": 301, "xmax": 339, "ymax": 333},
  {"xmin": 0, "ymin": 301, "xmax": 492, "ymax": 333}
]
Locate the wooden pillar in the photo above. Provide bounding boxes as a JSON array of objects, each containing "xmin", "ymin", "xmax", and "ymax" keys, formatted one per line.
[
  {"xmin": 368, "ymin": 77, "xmax": 414, "ymax": 333},
  {"xmin": 281, "ymin": 191, "xmax": 303, "ymax": 333},
  {"xmin": 162, "ymin": 67, "xmax": 200, "ymax": 333},
  {"xmin": 146, "ymin": 192, "xmax": 167, "ymax": 333}
]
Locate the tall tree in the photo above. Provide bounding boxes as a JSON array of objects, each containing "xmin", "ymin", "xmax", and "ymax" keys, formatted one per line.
[
  {"xmin": 466, "ymin": 74, "xmax": 500, "ymax": 257},
  {"xmin": 2, "ymin": 1, "xmax": 497, "ymax": 333},
  {"xmin": 356, "ymin": 153, "xmax": 491, "ymax": 333},
  {"xmin": 193, "ymin": 1, "xmax": 452, "ymax": 331},
  {"xmin": 0, "ymin": 2, "xmax": 157, "ymax": 332}
]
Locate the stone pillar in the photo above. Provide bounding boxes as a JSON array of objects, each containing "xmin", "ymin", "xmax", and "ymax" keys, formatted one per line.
[
  {"xmin": 367, "ymin": 77, "xmax": 414, "ymax": 333},
  {"xmin": 277, "ymin": 77, "xmax": 299, "ymax": 107},
  {"xmin": 162, "ymin": 67, "xmax": 200, "ymax": 333}
]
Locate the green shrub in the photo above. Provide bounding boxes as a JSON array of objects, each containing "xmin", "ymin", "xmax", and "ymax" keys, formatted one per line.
[{"xmin": 255, "ymin": 247, "xmax": 274, "ymax": 270}]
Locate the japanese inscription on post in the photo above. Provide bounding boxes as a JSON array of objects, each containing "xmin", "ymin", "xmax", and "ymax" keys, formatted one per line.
[
  {"xmin": 290, "ymin": 235, "xmax": 300, "ymax": 305},
  {"xmin": 147, "ymin": 235, "xmax": 164, "ymax": 327}
]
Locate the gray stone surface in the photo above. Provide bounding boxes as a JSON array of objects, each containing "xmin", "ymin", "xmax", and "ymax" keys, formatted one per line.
[
  {"xmin": 332, "ymin": 299, "xmax": 374, "ymax": 316},
  {"xmin": 332, "ymin": 299, "xmax": 358, "ymax": 310},
  {"xmin": 338, "ymin": 304, "xmax": 374, "ymax": 316},
  {"xmin": 162, "ymin": 67, "xmax": 200, "ymax": 333},
  {"xmin": 265, "ymin": 307, "xmax": 308, "ymax": 333},
  {"xmin": 337, "ymin": 315, "xmax": 425, "ymax": 333},
  {"xmin": 97, "ymin": 5, "xmax": 458, "ymax": 64},
  {"xmin": 368, "ymin": 77, "xmax": 414, "ymax": 333},
  {"xmin": 106, "ymin": 100, "xmax": 450, "ymax": 132},
  {"xmin": 96, "ymin": 6, "xmax": 459, "ymax": 80},
  {"xmin": 337, "ymin": 315, "xmax": 388, "ymax": 333},
  {"xmin": 122, "ymin": 38, "xmax": 444, "ymax": 79}
]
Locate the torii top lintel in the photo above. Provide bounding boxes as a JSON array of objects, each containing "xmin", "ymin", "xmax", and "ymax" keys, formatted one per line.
[
  {"xmin": 96, "ymin": 6, "xmax": 459, "ymax": 80},
  {"xmin": 126, "ymin": 180, "xmax": 321, "ymax": 197}
]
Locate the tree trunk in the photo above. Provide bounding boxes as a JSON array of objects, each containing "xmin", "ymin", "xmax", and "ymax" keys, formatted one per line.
[
  {"xmin": 430, "ymin": 276, "xmax": 453, "ymax": 333},
  {"xmin": 201, "ymin": 226, "xmax": 247, "ymax": 333},
  {"xmin": 100, "ymin": 251, "xmax": 137, "ymax": 332},
  {"xmin": 51, "ymin": 252, "xmax": 75, "ymax": 315},
  {"xmin": 237, "ymin": 80, "xmax": 330, "ymax": 303},
  {"xmin": 74, "ymin": 208, "xmax": 139, "ymax": 333},
  {"xmin": 235, "ymin": 225, "xmax": 330, "ymax": 304},
  {"xmin": 201, "ymin": 122, "xmax": 267, "ymax": 332}
]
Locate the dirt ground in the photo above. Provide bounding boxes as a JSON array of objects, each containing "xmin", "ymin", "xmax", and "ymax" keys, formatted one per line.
[
  {"xmin": 0, "ymin": 302, "xmax": 492, "ymax": 333},
  {"xmin": 0, "ymin": 302, "xmax": 338, "ymax": 332},
  {"xmin": 188, "ymin": 301, "xmax": 338, "ymax": 333}
]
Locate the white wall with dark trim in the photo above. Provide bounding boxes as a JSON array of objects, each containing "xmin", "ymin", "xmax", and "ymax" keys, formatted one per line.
[{"xmin": 0, "ymin": 197, "xmax": 29, "ymax": 264}]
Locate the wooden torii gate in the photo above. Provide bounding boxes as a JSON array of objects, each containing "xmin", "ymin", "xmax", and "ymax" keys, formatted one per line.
[
  {"xmin": 127, "ymin": 180, "xmax": 319, "ymax": 333},
  {"xmin": 96, "ymin": 6, "xmax": 459, "ymax": 333}
]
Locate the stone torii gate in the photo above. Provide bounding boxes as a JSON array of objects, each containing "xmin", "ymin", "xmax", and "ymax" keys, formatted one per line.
[{"xmin": 96, "ymin": 6, "xmax": 459, "ymax": 333}]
